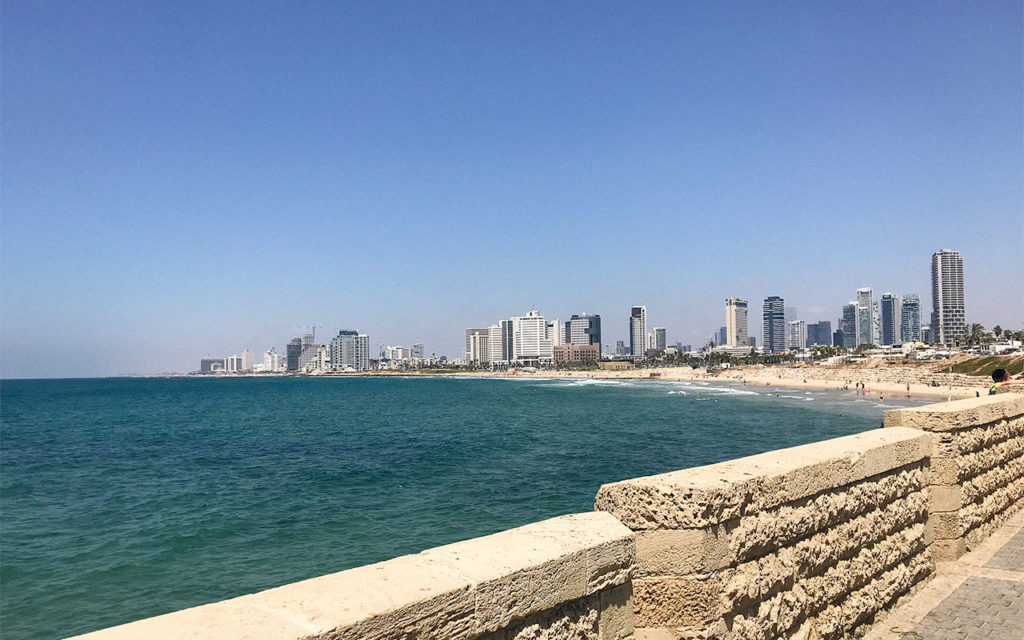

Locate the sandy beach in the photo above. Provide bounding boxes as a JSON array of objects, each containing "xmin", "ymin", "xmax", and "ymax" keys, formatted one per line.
[{"xmin": 462, "ymin": 363, "xmax": 996, "ymax": 401}]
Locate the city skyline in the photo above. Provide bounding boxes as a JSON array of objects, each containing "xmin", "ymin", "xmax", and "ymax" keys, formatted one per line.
[{"xmin": 2, "ymin": 3, "xmax": 1022, "ymax": 378}]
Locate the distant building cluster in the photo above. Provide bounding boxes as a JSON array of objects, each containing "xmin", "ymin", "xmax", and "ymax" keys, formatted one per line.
[
  {"xmin": 197, "ymin": 248, "xmax": 977, "ymax": 374},
  {"xmin": 196, "ymin": 329, "xmax": 436, "ymax": 375}
]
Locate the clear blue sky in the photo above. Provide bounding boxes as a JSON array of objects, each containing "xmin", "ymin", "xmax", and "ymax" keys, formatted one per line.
[{"xmin": 2, "ymin": 1, "xmax": 1022, "ymax": 377}]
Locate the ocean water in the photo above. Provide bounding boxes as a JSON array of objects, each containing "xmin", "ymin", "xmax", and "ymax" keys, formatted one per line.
[{"xmin": 0, "ymin": 376, "xmax": 926, "ymax": 639}]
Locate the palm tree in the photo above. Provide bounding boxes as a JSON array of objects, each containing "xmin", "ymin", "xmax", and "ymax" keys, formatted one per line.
[{"xmin": 993, "ymin": 325, "xmax": 1003, "ymax": 341}]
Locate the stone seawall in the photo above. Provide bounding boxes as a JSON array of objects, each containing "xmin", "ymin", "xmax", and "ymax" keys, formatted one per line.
[
  {"xmin": 68, "ymin": 512, "xmax": 635, "ymax": 640},
  {"xmin": 595, "ymin": 428, "xmax": 933, "ymax": 639},
  {"xmin": 67, "ymin": 395, "xmax": 1023, "ymax": 640},
  {"xmin": 884, "ymin": 394, "xmax": 1024, "ymax": 561}
]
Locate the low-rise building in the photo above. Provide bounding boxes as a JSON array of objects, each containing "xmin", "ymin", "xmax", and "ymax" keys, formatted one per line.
[{"xmin": 553, "ymin": 343, "xmax": 600, "ymax": 365}]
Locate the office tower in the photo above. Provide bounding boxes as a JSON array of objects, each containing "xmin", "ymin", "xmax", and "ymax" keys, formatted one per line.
[
  {"xmin": 833, "ymin": 329, "xmax": 844, "ymax": 348},
  {"xmin": 841, "ymin": 304, "xmax": 856, "ymax": 348},
  {"xmin": 881, "ymin": 293, "xmax": 900, "ymax": 346},
  {"xmin": 330, "ymin": 330, "xmax": 370, "ymax": 371},
  {"xmin": 302, "ymin": 334, "xmax": 314, "ymax": 349},
  {"xmin": 511, "ymin": 310, "xmax": 553, "ymax": 363},
  {"xmin": 240, "ymin": 349, "xmax": 254, "ymax": 371},
  {"xmin": 411, "ymin": 343, "xmax": 424, "ymax": 359},
  {"xmin": 854, "ymin": 288, "xmax": 876, "ymax": 347},
  {"xmin": 762, "ymin": 296, "xmax": 786, "ymax": 354},
  {"xmin": 931, "ymin": 249, "xmax": 966, "ymax": 345},
  {"xmin": 900, "ymin": 295, "xmax": 921, "ymax": 342},
  {"xmin": 725, "ymin": 298, "xmax": 748, "ymax": 347},
  {"xmin": 565, "ymin": 314, "xmax": 602, "ymax": 346},
  {"xmin": 629, "ymin": 306, "xmax": 647, "ymax": 358},
  {"xmin": 649, "ymin": 327, "xmax": 667, "ymax": 351},
  {"xmin": 922, "ymin": 325, "xmax": 934, "ymax": 344},
  {"xmin": 286, "ymin": 337, "xmax": 303, "ymax": 371},
  {"xmin": 784, "ymin": 307, "xmax": 797, "ymax": 324},
  {"xmin": 464, "ymin": 328, "xmax": 490, "ymax": 365},
  {"xmin": 747, "ymin": 336, "xmax": 756, "ymax": 348},
  {"xmin": 787, "ymin": 321, "xmax": 807, "ymax": 350},
  {"xmin": 615, "ymin": 340, "xmax": 626, "ymax": 356},
  {"xmin": 806, "ymin": 321, "xmax": 827, "ymax": 347},
  {"xmin": 546, "ymin": 319, "xmax": 563, "ymax": 347},
  {"xmin": 200, "ymin": 358, "xmax": 224, "ymax": 373},
  {"xmin": 716, "ymin": 326, "xmax": 727, "ymax": 347}
]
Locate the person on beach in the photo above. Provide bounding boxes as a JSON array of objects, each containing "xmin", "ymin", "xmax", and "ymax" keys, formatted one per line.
[{"xmin": 989, "ymin": 369, "xmax": 1024, "ymax": 395}]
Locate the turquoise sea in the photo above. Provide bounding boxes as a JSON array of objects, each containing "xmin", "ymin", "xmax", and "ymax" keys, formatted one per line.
[{"xmin": 0, "ymin": 376, "xmax": 927, "ymax": 639}]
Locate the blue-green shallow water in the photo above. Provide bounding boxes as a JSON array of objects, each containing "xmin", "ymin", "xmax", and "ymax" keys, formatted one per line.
[{"xmin": 1, "ymin": 376, "xmax": 927, "ymax": 639}]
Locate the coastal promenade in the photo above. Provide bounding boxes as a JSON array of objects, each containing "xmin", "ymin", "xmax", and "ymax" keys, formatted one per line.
[
  {"xmin": 67, "ymin": 394, "xmax": 1023, "ymax": 640},
  {"xmin": 864, "ymin": 509, "xmax": 1023, "ymax": 639}
]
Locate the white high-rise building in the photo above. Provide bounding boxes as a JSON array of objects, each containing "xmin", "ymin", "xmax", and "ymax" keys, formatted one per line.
[
  {"xmin": 787, "ymin": 321, "xmax": 807, "ymax": 350},
  {"xmin": 263, "ymin": 347, "xmax": 284, "ymax": 372},
  {"xmin": 931, "ymin": 249, "xmax": 966, "ymax": 345},
  {"xmin": 546, "ymin": 319, "xmax": 563, "ymax": 347},
  {"xmin": 629, "ymin": 306, "xmax": 647, "ymax": 358},
  {"xmin": 488, "ymin": 323, "xmax": 507, "ymax": 366},
  {"xmin": 464, "ymin": 328, "xmax": 490, "ymax": 365},
  {"xmin": 565, "ymin": 314, "xmax": 601, "ymax": 346},
  {"xmin": 725, "ymin": 298, "xmax": 748, "ymax": 347},
  {"xmin": 330, "ymin": 330, "xmax": 370, "ymax": 371},
  {"xmin": 241, "ymin": 349, "xmax": 254, "ymax": 371},
  {"xmin": 511, "ymin": 310, "xmax": 552, "ymax": 363}
]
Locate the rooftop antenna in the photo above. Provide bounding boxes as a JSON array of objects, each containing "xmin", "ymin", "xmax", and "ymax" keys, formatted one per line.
[{"xmin": 312, "ymin": 323, "xmax": 322, "ymax": 342}]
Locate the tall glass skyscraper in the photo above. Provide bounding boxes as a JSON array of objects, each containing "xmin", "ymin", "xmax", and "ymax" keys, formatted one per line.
[
  {"xmin": 762, "ymin": 296, "xmax": 786, "ymax": 353},
  {"xmin": 880, "ymin": 293, "xmax": 900, "ymax": 346},
  {"xmin": 901, "ymin": 294, "xmax": 921, "ymax": 343}
]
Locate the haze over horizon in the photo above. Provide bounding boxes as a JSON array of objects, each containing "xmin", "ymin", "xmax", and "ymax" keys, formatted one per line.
[{"xmin": 2, "ymin": 2, "xmax": 1022, "ymax": 378}]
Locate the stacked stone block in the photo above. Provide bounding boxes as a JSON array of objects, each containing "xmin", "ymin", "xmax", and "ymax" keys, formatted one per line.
[
  {"xmin": 67, "ymin": 512, "xmax": 635, "ymax": 640},
  {"xmin": 595, "ymin": 428, "xmax": 934, "ymax": 640},
  {"xmin": 884, "ymin": 394, "xmax": 1024, "ymax": 560}
]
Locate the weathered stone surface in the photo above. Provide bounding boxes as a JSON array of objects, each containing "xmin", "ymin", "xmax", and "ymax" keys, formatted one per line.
[
  {"xmin": 598, "ymin": 583, "xmax": 633, "ymax": 640},
  {"xmin": 68, "ymin": 512, "xmax": 634, "ymax": 640},
  {"xmin": 728, "ymin": 464, "xmax": 926, "ymax": 563},
  {"xmin": 632, "ymin": 576, "xmax": 726, "ymax": 628},
  {"xmin": 634, "ymin": 525, "xmax": 733, "ymax": 577},
  {"xmin": 883, "ymin": 394, "xmax": 1024, "ymax": 432},
  {"xmin": 596, "ymin": 429, "xmax": 929, "ymax": 530},
  {"xmin": 506, "ymin": 595, "xmax": 600, "ymax": 640}
]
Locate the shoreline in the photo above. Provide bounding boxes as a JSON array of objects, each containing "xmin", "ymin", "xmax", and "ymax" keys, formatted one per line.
[{"xmin": 176, "ymin": 365, "xmax": 999, "ymax": 401}]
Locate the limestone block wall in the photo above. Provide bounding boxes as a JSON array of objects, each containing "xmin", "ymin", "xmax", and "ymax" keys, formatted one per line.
[
  {"xmin": 595, "ymin": 428, "xmax": 933, "ymax": 640},
  {"xmin": 884, "ymin": 394, "xmax": 1024, "ymax": 561},
  {"xmin": 67, "ymin": 512, "xmax": 635, "ymax": 640}
]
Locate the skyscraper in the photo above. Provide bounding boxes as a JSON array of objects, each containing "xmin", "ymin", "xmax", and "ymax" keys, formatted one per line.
[
  {"xmin": 880, "ymin": 293, "xmax": 900, "ymax": 346},
  {"xmin": 286, "ymin": 337, "xmax": 303, "ymax": 372},
  {"xmin": 931, "ymin": 249, "xmax": 966, "ymax": 345},
  {"xmin": 806, "ymin": 321, "xmax": 832, "ymax": 347},
  {"xmin": 330, "ymin": 330, "xmax": 370, "ymax": 371},
  {"xmin": 649, "ymin": 327, "xmax": 667, "ymax": 351},
  {"xmin": 464, "ymin": 328, "xmax": 490, "ymax": 365},
  {"xmin": 842, "ymin": 303, "xmax": 857, "ymax": 349},
  {"xmin": 901, "ymin": 294, "xmax": 921, "ymax": 343},
  {"xmin": 565, "ymin": 314, "xmax": 601, "ymax": 346},
  {"xmin": 511, "ymin": 309, "xmax": 553, "ymax": 363},
  {"xmin": 629, "ymin": 306, "xmax": 647, "ymax": 358},
  {"xmin": 787, "ymin": 321, "xmax": 807, "ymax": 350},
  {"xmin": 488, "ymin": 322, "xmax": 511, "ymax": 365},
  {"xmin": 855, "ymin": 288, "xmax": 876, "ymax": 346},
  {"xmin": 716, "ymin": 326, "xmax": 727, "ymax": 348},
  {"xmin": 725, "ymin": 298, "xmax": 748, "ymax": 347},
  {"xmin": 762, "ymin": 296, "xmax": 786, "ymax": 353}
]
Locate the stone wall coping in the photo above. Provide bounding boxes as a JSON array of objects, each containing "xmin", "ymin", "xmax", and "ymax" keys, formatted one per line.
[
  {"xmin": 595, "ymin": 427, "xmax": 930, "ymax": 529},
  {"xmin": 883, "ymin": 394, "xmax": 1024, "ymax": 432},
  {"xmin": 66, "ymin": 511, "xmax": 634, "ymax": 640}
]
